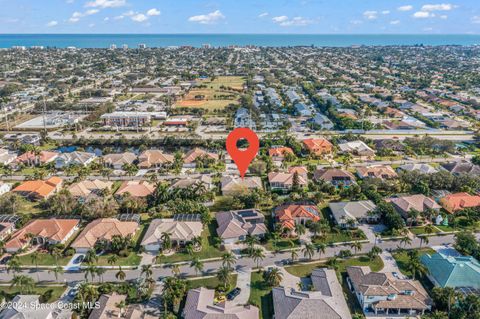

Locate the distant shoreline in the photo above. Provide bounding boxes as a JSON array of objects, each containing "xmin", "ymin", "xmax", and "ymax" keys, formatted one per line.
[{"xmin": 1, "ymin": 34, "xmax": 479, "ymax": 48}]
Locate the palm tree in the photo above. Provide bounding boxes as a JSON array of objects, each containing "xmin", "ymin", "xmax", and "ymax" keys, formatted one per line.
[
  {"xmin": 295, "ymin": 223, "xmax": 306, "ymax": 237},
  {"xmin": 191, "ymin": 236, "xmax": 203, "ymax": 250},
  {"xmin": 419, "ymin": 235, "xmax": 430, "ymax": 248},
  {"xmin": 30, "ymin": 251, "xmax": 40, "ymax": 281},
  {"xmin": 160, "ymin": 232, "xmax": 172, "ymax": 253},
  {"xmin": 162, "ymin": 277, "xmax": 187, "ymax": 313},
  {"xmin": 290, "ymin": 249, "xmax": 298, "ymax": 264},
  {"xmin": 11, "ymin": 275, "xmax": 35, "ymax": 294},
  {"xmin": 327, "ymin": 256, "xmax": 339, "ymax": 271},
  {"xmin": 171, "ymin": 264, "xmax": 180, "ymax": 277},
  {"xmin": 245, "ymin": 235, "xmax": 259, "ymax": 254},
  {"xmin": 49, "ymin": 266, "xmax": 64, "ymax": 281},
  {"xmin": 315, "ymin": 243, "xmax": 327, "ymax": 261},
  {"xmin": 190, "ymin": 257, "xmax": 204, "ymax": 276},
  {"xmin": 141, "ymin": 264, "xmax": 153, "ymax": 280},
  {"xmin": 400, "ymin": 235, "xmax": 412, "ymax": 248},
  {"xmin": 185, "ymin": 243, "xmax": 194, "ymax": 256},
  {"xmin": 6, "ymin": 256, "xmax": 21, "ymax": 274},
  {"xmin": 221, "ymin": 252, "xmax": 237, "ymax": 270},
  {"xmin": 350, "ymin": 241, "xmax": 362, "ymax": 254},
  {"xmin": 77, "ymin": 283, "xmax": 99, "ymax": 310},
  {"xmin": 368, "ymin": 246, "xmax": 383, "ymax": 260},
  {"xmin": 115, "ymin": 266, "xmax": 126, "ymax": 281},
  {"xmin": 217, "ymin": 266, "xmax": 232, "ymax": 288},
  {"xmin": 96, "ymin": 267, "xmax": 106, "ymax": 282},
  {"xmin": 251, "ymin": 248, "xmax": 265, "ymax": 269},
  {"xmin": 406, "ymin": 250, "xmax": 427, "ymax": 280},
  {"xmin": 265, "ymin": 268, "xmax": 283, "ymax": 287},
  {"xmin": 270, "ymin": 231, "xmax": 280, "ymax": 252},
  {"xmin": 302, "ymin": 243, "xmax": 315, "ymax": 260},
  {"xmin": 85, "ymin": 248, "xmax": 98, "ymax": 264},
  {"xmin": 84, "ymin": 264, "xmax": 98, "ymax": 282},
  {"xmin": 107, "ymin": 254, "xmax": 118, "ymax": 266}
]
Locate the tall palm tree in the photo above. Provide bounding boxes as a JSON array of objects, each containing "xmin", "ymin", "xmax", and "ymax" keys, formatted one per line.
[
  {"xmin": 350, "ymin": 241, "xmax": 362, "ymax": 254},
  {"xmin": 217, "ymin": 266, "xmax": 232, "ymax": 289},
  {"xmin": 327, "ymin": 256, "xmax": 339, "ymax": 271},
  {"xmin": 107, "ymin": 254, "xmax": 118, "ymax": 266},
  {"xmin": 115, "ymin": 266, "xmax": 126, "ymax": 281},
  {"xmin": 406, "ymin": 250, "xmax": 427, "ymax": 280},
  {"xmin": 171, "ymin": 264, "xmax": 180, "ymax": 277},
  {"xmin": 49, "ymin": 266, "xmax": 64, "ymax": 281},
  {"xmin": 245, "ymin": 235, "xmax": 259, "ymax": 254},
  {"xmin": 302, "ymin": 243, "xmax": 315, "ymax": 260},
  {"xmin": 30, "ymin": 251, "xmax": 40, "ymax": 281},
  {"xmin": 221, "ymin": 252, "xmax": 237, "ymax": 270},
  {"xmin": 141, "ymin": 264, "xmax": 153, "ymax": 280},
  {"xmin": 6, "ymin": 256, "xmax": 21, "ymax": 274},
  {"xmin": 294, "ymin": 223, "xmax": 306, "ymax": 237},
  {"xmin": 160, "ymin": 232, "xmax": 172, "ymax": 253},
  {"xmin": 290, "ymin": 249, "xmax": 298, "ymax": 264},
  {"xmin": 190, "ymin": 257, "xmax": 204, "ymax": 276},
  {"xmin": 84, "ymin": 264, "xmax": 98, "ymax": 282},
  {"xmin": 270, "ymin": 231, "xmax": 280, "ymax": 253},
  {"xmin": 400, "ymin": 235, "xmax": 412, "ymax": 248},
  {"xmin": 96, "ymin": 267, "xmax": 106, "ymax": 282},
  {"xmin": 11, "ymin": 275, "xmax": 35, "ymax": 294},
  {"xmin": 419, "ymin": 235, "xmax": 430, "ymax": 248},
  {"xmin": 315, "ymin": 243, "xmax": 327, "ymax": 261},
  {"xmin": 251, "ymin": 248, "xmax": 265, "ymax": 269},
  {"xmin": 265, "ymin": 268, "xmax": 283, "ymax": 287}
]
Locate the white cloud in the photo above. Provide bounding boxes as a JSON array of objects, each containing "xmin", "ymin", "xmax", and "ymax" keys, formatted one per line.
[
  {"xmin": 46, "ymin": 20, "xmax": 58, "ymax": 27},
  {"xmin": 423, "ymin": 27, "xmax": 434, "ymax": 31},
  {"xmin": 272, "ymin": 15, "xmax": 313, "ymax": 26},
  {"xmin": 147, "ymin": 8, "xmax": 160, "ymax": 16},
  {"xmin": 363, "ymin": 10, "xmax": 378, "ymax": 20},
  {"xmin": 88, "ymin": 23, "xmax": 95, "ymax": 27},
  {"xmin": 412, "ymin": 11, "xmax": 435, "ymax": 18},
  {"xmin": 272, "ymin": 16, "xmax": 288, "ymax": 23},
  {"xmin": 390, "ymin": 20, "xmax": 400, "ymax": 25},
  {"xmin": 114, "ymin": 15, "xmax": 124, "ymax": 20},
  {"xmin": 85, "ymin": 0, "xmax": 126, "ymax": 8},
  {"xmin": 258, "ymin": 12, "xmax": 269, "ymax": 18},
  {"xmin": 421, "ymin": 3, "xmax": 456, "ymax": 11},
  {"xmin": 68, "ymin": 9, "xmax": 99, "ymax": 23},
  {"xmin": 472, "ymin": 16, "xmax": 480, "ymax": 24},
  {"xmin": 131, "ymin": 13, "xmax": 148, "ymax": 22},
  {"xmin": 440, "ymin": 15, "xmax": 448, "ymax": 19},
  {"xmin": 350, "ymin": 20, "xmax": 363, "ymax": 25},
  {"xmin": 398, "ymin": 5, "xmax": 413, "ymax": 11},
  {"xmin": 188, "ymin": 10, "xmax": 225, "ymax": 24},
  {"xmin": 382, "ymin": 10, "xmax": 390, "ymax": 15}
]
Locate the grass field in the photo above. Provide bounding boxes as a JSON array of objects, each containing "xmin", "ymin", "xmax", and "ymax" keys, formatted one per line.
[
  {"xmin": 187, "ymin": 274, "xmax": 238, "ymax": 290},
  {"xmin": 95, "ymin": 252, "xmax": 141, "ymax": 266},
  {"xmin": 16, "ymin": 252, "xmax": 71, "ymax": 266},
  {"xmin": 249, "ymin": 271, "xmax": 274, "ymax": 319},
  {"xmin": 177, "ymin": 76, "xmax": 244, "ymax": 110}
]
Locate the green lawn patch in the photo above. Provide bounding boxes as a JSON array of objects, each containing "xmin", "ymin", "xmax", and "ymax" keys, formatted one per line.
[
  {"xmin": 313, "ymin": 229, "xmax": 367, "ymax": 244},
  {"xmin": 155, "ymin": 222, "xmax": 223, "ymax": 264},
  {"xmin": 285, "ymin": 255, "xmax": 384, "ymax": 278},
  {"xmin": 16, "ymin": 252, "xmax": 71, "ymax": 266},
  {"xmin": 249, "ymin": 271, "xmax": 274, "ymax": 319},
  {"xmin": 409, "ymin": 226, "xmax": 442, "ymax": 235},
  {"xmin": 187, "ymin": 274, "xmax": 238, "ymax": 290},
  {"xmin": 263, "ymin": 238, "xmax": 300, "ymax": 252},
  {"xmin": 0, "ymin": 285, "xmax": 66, "ymax": 302},
  {"xmin": 95, "ymin": 252, "xmax": 141, "ymax": 266}
]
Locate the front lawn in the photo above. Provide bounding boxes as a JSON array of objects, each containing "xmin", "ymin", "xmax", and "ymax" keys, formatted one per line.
[
  {"xmin": 155, "ymin": 222, "xmax": 223, "ymax": 264},
  {"xmin": 263, "ymin": 238, "xmax": 300, "ymax": 252},
  {"xmin": 0, "ymin": 285, "xmax": 66, "ymax": 302},
  {"xmin": 16, "ymin": 252, "xmax": 71, "ymax": 266},
  {"xmin": 313, "ymin": 229, "xmax": 367, "ymax": 244},
  {"xmin": 95, "ymin": 252, "xmax": 141, "ymax": 266},
  {"xmin": 249, "ymin": 271, "xmax": 274, "ymax": 319},
  {"xmin": 409, "ymin": 226, "xmax": 442, "ymax": 235},
  {"xmin": 285, "ymin": 255, "xmax": 384, "ymax": 278},
  {"xmin": 187, "ymin": 274, "xmax": 238, "ymax": 290}
]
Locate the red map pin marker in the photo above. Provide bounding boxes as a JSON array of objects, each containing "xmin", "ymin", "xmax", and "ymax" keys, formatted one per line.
[{"xmin": 226, "ymin": 128, "xmax": 259, "ymax": 179}]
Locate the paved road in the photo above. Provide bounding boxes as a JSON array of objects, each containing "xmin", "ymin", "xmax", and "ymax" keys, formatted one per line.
[{"xmin": 0, "ymin": 234, "xmax": 458, "ymax": 283}]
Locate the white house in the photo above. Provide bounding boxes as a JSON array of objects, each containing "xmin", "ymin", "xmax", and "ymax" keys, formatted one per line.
[{"xmin": 55, "ymin": 151, "xmax": 97, "ymax": 169}]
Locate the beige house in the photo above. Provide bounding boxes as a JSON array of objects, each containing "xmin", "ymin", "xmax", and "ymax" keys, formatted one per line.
[
  {"xmin": 71, "ymin": 218, "xmax": 138, "ymax": 253},
  {"xmin": 141, "ymin": 216, "xmax": 203, "ymax": 252},
  {"xmin": 138, "ymin": 150, "xmax": 174, "ymax": 169},
  {"xmin": 221, "ymin": 175, "xmax": 263, "ymax": 196},
  {"xmin": 115, "ymin": 181, "xmax": 155, "ymax": 198},
  {"xmin": 183, "ymin": 287, "xmax": 259, "ymax": 319},
  {"xmin": 102, "ymin": 152, "xmax": 136, "ymax": 170},
  {"xmin": 68, "ymin": 179, "xmax": 113, "ymax": 201},
  {"xmin": 268, "ymin": 172, "xmax": 307, "ymax": 191}
]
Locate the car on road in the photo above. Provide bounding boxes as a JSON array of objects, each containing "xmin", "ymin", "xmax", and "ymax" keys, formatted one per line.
[
  {"xmin": 0, "ymin": 255, "xmax": 11, "ymax": 265},
  {"xmin": 226, "ymin": 288, "xmax": 241, "ymax": 301}
]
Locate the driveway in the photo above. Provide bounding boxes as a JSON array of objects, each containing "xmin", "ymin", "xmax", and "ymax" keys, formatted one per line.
[
  {"xmin": 140, "ymin": 252, "xmax": 157, "ymax": 266},
  {"xmin": 234, "ymin": 266, "xmax": 252, "ymax": 305},
  {"xmin": 64, "ymin": 253, "xmax": 84, "ymax": 271},
  {"xmin": 379, "ymin": 252, "xmax": 406, "ymax": 279},
  {"xmin": 358, "ymin": 224, "xmax": 386, "ymax": 244}
]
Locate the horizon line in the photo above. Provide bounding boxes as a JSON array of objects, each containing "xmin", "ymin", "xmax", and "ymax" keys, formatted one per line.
[{"xmin": 1, "ymin": 33, "xmax": 479, "ymax": 36}]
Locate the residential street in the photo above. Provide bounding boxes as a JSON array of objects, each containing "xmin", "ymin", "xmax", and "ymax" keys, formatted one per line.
[{"xmin": 0, "ymin": 234, "xmax": 460, "ymax": 283}]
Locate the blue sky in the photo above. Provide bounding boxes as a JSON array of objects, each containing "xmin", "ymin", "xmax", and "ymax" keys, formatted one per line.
[{"xmin": 0, "ymin": 0, "xmax": 479, "ymax": 34}]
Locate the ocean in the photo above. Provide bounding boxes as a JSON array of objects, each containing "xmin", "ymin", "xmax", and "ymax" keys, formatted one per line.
[{"xmin": 1, "ymin": 34, "xmax": 480, "ymax": 48}]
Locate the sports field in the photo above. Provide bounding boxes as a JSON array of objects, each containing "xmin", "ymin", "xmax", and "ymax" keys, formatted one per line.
[{"xmin": 177, "ymin": 76, "xmax": 245, "ymax": 110}]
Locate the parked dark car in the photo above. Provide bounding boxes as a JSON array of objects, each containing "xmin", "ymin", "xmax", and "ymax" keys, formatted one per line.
[
  {"xmin": 226, "ymin": 288, "xmax": 241, "ymax": 300},
  {"xmin": 0, "ymin": 255, "xmax": 11, "ymax": 265},
  {"xmin": 73, "ymin": 255, "xmax": 84, "ymax": 264}
]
